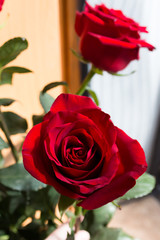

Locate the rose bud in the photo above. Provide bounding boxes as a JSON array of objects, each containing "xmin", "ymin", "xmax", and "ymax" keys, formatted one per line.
[{"xmin": 75, "ymin": 3, "xmax": 155, "ymax": 73}]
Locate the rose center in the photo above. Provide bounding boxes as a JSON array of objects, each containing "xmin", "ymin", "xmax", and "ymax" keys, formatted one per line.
[{"xmin": 74, "ymin": 148, "xmax": 86, "ymax": 158}]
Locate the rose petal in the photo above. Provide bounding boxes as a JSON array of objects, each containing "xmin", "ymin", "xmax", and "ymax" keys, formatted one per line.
[
  {"xmin": 48, "ymin": 94, "xmax": 100, "ymax": 116},
  {"xmin": 75, "ymin": 11, "xmax": 119, "ymax": 39},
  {"xmin": 22, "ymin": 122, "xmax": 83, "ymax": 200},
  {"xmin": 22, "ymin": 122, "xmax": 54, "ymax": 184},
  {"xmin": 78, "ymin": 173, "xmax": 136, "ymax": 209},
  {"xmin": 115, "ymin": 127, "xmax": 147, "ymax": 179},
  {"xmin": 80, "ymin": 32, "xmax": 139, "ymax": 72},
  {"xmin": 80, "ymin": 109, "xmax": 117, "ymax": 147}
]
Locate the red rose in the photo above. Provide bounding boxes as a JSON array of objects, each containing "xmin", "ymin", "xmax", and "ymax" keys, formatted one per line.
[
  {"xmin": 0, "ymin": 0, "xmax": 4, "ymax": 11},
  {"xmin": 75, "ymin": 3, "xmax": 155, "ymax": 72},
  {"xmin": 22, "ymin": 94, "xmax": 147, "ymax": 210}
]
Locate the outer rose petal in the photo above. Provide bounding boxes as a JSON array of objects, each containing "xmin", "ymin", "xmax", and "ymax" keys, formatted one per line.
[
  {"xmin": 22, "ymin": 122, "xmax": 53, "ymax": 184},
  {"xmin": 48, "ymin": 94, "xmax": 100, "ymax": 115},
  {"xmin": 78, "ymin": 128, "xmax": 147, "ymax": 210},
  {"xmin": 80, "ymin": 32, "xmax": 139, "ymax": 72},
  {"xmin": 78, "ymin": 173, "xmax": 135, "ymax": 210},
  {"xmin": 115, "ymin": 127, "xmax": 147, "ymax": 178}
]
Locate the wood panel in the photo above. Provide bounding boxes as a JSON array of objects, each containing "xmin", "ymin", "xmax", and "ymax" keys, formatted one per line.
[
  {"xmin": 59, "ymin": 0, "xmax": 80, "ymax": 94},
  {"xmin": 0, "ymin": 0, "xmax": 63, "ymax": 128}
]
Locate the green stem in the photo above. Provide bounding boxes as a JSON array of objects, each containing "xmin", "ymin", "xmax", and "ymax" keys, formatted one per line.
[
  {"xmin": 112, "ymin": 201, "xmax": 121, "ymax": 210},
  {"xmin": 0, "ymin": 110, "xmax": 19, "ymax": 163},
  {"xmin": 76, "ymin": 65, "xmax": 96, "ymax": 96}
]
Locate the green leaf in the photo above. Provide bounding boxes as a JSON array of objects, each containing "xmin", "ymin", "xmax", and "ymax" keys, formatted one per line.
[
  {"xmin": 32, "ymin": 114, "xmax": 44, "ymax": 126},
  {"xmin": 71, "ymin": 49, "xmax": 89, "ymax": 64},
  {"xmin": 108, "ymin": 70, "xmax": 136, "ymax": 77},
  {"xmin": 2, "ymin": 66, "xmax": 31, "ymax": 74},
  {"xmin": 92, "ymin": 228, "xmax": 120, "ymax": 240},
  {"xmin": 42, "ymin": 81, "xmax": 68, "ymax": 94},
  {"xmin": 39, "ymin": 92, "xmax": 54, "ymax": 113},
  {"xmin": 118, "ymin": 231, "xmax": 139, "ymax": 240},
  {"xmin": 0, "ymin": 66, "xmax": 32, "ymax": 85},
  {"xmin": 0, "ymin": 151, "xmax": 4, "ymax": 168},
  {"xmin": 58, "ymin": 195, "xmax": 75, "ymax": 216},
  {"xmin": 0, "ymin": 37, "xmax": 28, "ymax": 67},
  {"xmin": 0, "ymin": 163, "xmax": 46, "ymax": 192},
  {"xmin": 0, "ymin": 98, "xmax": 15, "ymax": 106},
  {"xmin": 92, "ymin": 228, "xmax": 137, "ymax": 240},
  {"xmin": 81, "ymin": 203, "xmax": 116, "ymax": 236},
  {"xmin": 0, "ymin": 112, "xmax": 28, "ymax": 135},
  {"xmin": 86, "ymin": 87, "xmax": 99, "ymax": 106},
  {"xmin": 9, "ymin": 194, "xmax": 24, "ymax": 214},
  {"xmin": 69, "ymin": 216, "xmax": 76, "ymax": 231},
  {"xmin": 120, "ymin": 173, "xmax": 156, "ymax": 200},
  {"xmin": 0, "ymin": 235, "xmax": 9, "ymax": 240},
  {"xmin": 0, "ymin": 137, "xmax": 9, "ymax": 150},
  {"xmin": 47, "ymin": 187, "xmax": 60, "ymax": 208}
]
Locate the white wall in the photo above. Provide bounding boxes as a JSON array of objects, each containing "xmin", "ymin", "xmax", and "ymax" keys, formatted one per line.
[{"xmin": 87, "ymin": 0, "xmax": 160, "ymax": 162}]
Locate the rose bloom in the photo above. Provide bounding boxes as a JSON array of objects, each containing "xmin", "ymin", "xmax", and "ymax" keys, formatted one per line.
[
  {"xmin": 0, "ymin": 0, "xmax": 4, "ymax": 11},
  {"xmin": 75, "ymin": 3, "xmax": 155, "ymax": 73},
  {"xmin": 22, "ymin": 94, "xmax": 147, "ymax": 210}
]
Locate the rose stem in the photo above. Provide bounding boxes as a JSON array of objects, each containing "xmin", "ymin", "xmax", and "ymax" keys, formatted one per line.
[
  {"xmin": 76, "ymin": 65, "xmax": 96, "ymax": 96},
  {"xmin": 74, "ymin": 206, "xmax": 83, "ymax": 234},
  {"xmin": 74, "ymin": 216, "xmax": 81, "ymax": 233},
  {"xmin": 0, "ymin": 109, "xmax": 19, "ymax": 163}
]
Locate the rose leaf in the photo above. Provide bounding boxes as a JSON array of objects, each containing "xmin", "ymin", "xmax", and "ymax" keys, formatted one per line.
[
  {"xmin": 58, "ymin": 194, "xmax": 76, "ymax": 217},
  {"xmin": 0, "ymin": 98, "xmax": 15, "ymax": 106},
  {"xmin": 86, "ymin": 87, "xmax": 99, "ymax": 106},
  {"xmin": 0, "ymin": 163, "xmax": 46, "ymax": 192},
  {"xmin": 108, "ymin": 70, "xmax": 136, "ymax": 77},
  {"xmin": 39, "ymin": 92, "xmax": 54, "ymax": 113},
  {"xmin": 0, "ymin": 112, "xmax": 28, "ymax": 135},
  {"xmin": 0, "ymin": 151, "xmax": 4, "ymax": 168},
  {"xmin": 81, "ymin": 203, "xmax": 116, "ymax": 236},
  {"xmin": 0, "ymin": 137, "xmax": 9, "ymax": 150},
  {"xmin": 0, "ymin": 66, "xmax": 32, "ymax": 85},
  {"xmin": 71, "ymin": 48, "xmax": 89, "ymax": 64},
  {"xmin": 32, "ymin": 114, "xmax": 44, "ymax": 126},
  {"xmin": 120, "ymin": 173, "xmax": 156, "ymax": 200},
  {"xmin": 92, "ymin": 228, "xmax": 138, "ymax": 240},
  {"xmin": 0, "ymin": 37, "xmax": 28, "ymax": 67},
  {"xmin": 42, "ymin": 81, "xmax": 69, "ymax": 94}
]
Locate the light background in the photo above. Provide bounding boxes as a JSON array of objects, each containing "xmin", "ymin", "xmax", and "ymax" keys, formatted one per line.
[
  {"xmin": 87, "ymin": 0, "xmax": 160, "ymax": 163},
  {"xmin": 0, "ymin": 0, "xmax": 63, "ymax": 129}
]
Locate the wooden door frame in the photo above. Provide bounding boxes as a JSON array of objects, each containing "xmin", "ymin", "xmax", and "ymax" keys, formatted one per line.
[{"xmin": 59, "ymin": 0, "xmax": 81, "ymax": 94}]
